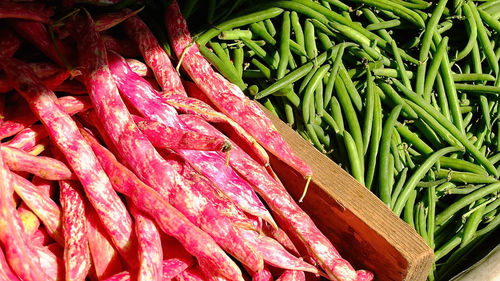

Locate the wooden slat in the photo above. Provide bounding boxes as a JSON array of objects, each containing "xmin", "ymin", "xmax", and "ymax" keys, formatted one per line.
[{"xmin": 263, "ymin": 106, "xmax": 433, "ymax": 281}]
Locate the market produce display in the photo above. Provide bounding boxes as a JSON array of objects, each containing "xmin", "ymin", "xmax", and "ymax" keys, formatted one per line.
[
  {"xmin": 0, "ymin": 1, "xmax": 377, "ymax": 281},
  {"xmin": 179, "ymin": 0, "xmax": 500, "ymax": 280}
]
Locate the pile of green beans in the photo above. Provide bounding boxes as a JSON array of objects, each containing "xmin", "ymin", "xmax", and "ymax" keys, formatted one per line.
[{"xmin": 184, "ymin": 0, "xmax": 500, "ymax": 279}]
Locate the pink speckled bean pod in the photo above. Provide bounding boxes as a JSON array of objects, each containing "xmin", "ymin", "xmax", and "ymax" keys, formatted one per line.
[
  {"xmin": 75, "ymin": 0, "xmax": 121, "ymax": 5},
  {"xmin": 18, "ymin": 202, "xmax": 40, "ymax": 236},
  {"xmin": 0, "ymin": 95, "xmax": 92, "ymax": 140},
  {"xmin": 130, "ymin": 203, "xmax": 163, "ymax": 281},
  {"xmin": 28, "ymin": 62, "xmax": 63, "ymax": 79},
  {"xmin": 0, "ymin": 150, "xmax": 48, "ymax": 281},
  {"xmin": 86, "ymin": 207, "xmax": 124, "ymax": 280},
  {"xmin": 252, "ymin": 266, "xmax": 273, "ymax": 281},
  {"xmin": 356, "ymin": 270, "xmax": 374, "ymax": 281},
  {"xmin": 133, "ymin": 115, "xmax": 230, "ymax": 152},
  {"xmin": 0, "ymin": 27, "xmax": 22, "ymax": 59},
  {"xmin": 32, "ymin": 176, "xmax": 56, "ymax": 198},
  {"xmin": 161, "ymin": 152, "xmax": 255, "ymax": 231},
  {"xmin": 167, "ymin": 85, "xmax": 269, "ymax": 166},
  {"xmin": 12, "ymin": 173, "xmax": 63, "ymax": 245},
  {"xmin": 239, "ymin": 229, "xmax": 318, "ymax": 274},
  {"xmin": 162, "ymin": 258, "xmax": 196, "ymax": 280},
  {"xmin": 176, "ymin": 266, "xmax": 208, "ymax": 281},
  {"xmin": 0, "ymin": 2, "xmax": 53, "ymax": 23},
  {"xmin": 123, "ymin": 15, "xmax": 186, "ymax": 95},
  {"xmin": 102, "ymin": 34, "xmax": 141, "ymax": 58},
  {"xmin": 165, "ymin": 1, "xmax": 311, "ymax": 179},
  {"xmin": 53, "ymin": 81, "xmax": 87, "ymax": 95},
  {"xmin": 276, "ymin": 270, "xmax": 305, "ymax": 281},
  {"xmin": 106, "ymin": 55, "xmax": 271, "ymax": 227},
  {"xmin": 80, "ymin": 128, "xmax": 246, "ymax": 281},
  {"xmin": 4, "ymin": 124, "xmax": 47, "ymax": 151},
  {"xmin": 101, "ymin": 272, "xmax": 131, "ymax": 281},
  {"xmin": 126, "ymin": 58, "xmax": 153, "ymax": 77},
  {"xmin": 104, "ymin": 52, "xmax": 263, "ymax": 273},
  {"xmin": 60, "ymin": 180, "xmax": 91, "ymax": 281},
  {"xmin": 10, "ymin": 20, "xmax": 74, "ymax": 67},
  {"xmin": 95, "ymin": 8, "xmax": 143, "ymax": 32},
  {"xmin": 0, "ymin": 57, "xmax": 138, "ymax": 267},
  {"xmin": 32, "ymin": 226, "xmax": 53, "ymax": 246},
  {"xmin": 32, "ymin": 244, "xmax": 64, "ymax": 281},
  {"xmin": 178, "ymin": 114, "xmax": 360, "ymax": 281},
  {"xmin": 262, "ymin": 223, "xmax": 299, "ymax": 256},
  {"xmin": 0, "ymin": 246, "xmax": 20, "ymax": 281},
  {"xmin": 2, "ymin": 145, "xmax": 74, "ymax": 180}
]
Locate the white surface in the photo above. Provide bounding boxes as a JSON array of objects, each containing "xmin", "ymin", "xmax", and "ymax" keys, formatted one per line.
[{"xmin": 451, "ymin": 244, "xmax": 500, "ymax": 281}]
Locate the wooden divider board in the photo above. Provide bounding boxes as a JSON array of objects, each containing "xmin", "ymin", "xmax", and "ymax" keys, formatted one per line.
[{"xmin": 262, "ymin": 106, "xmax": 434, "ymax": 281}]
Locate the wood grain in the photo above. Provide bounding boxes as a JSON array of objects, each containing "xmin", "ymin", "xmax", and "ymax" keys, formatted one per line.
[{"xmin": 263, "ymin": 105, "xmax": 434, "ymax": 281}]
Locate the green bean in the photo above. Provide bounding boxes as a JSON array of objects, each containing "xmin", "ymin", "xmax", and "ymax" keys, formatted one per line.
[
  {"xmin": 440, "ymin": 156, "xmax": 489, "ymax": 175},
  {"xmin": 437, "ymin": 183, "xmax": 500, "ymax": 228},
  {"xmin": 392, "ymin": 79, "xmax": 499, "ymax": 176},
  {"xmin": 197, "ymin": 7, "xmax": 284, "ymax": 45},
  {"xmin": 210, "ymin": 41, "xmax": 239, "ymax": 76},
  {"xmin": 423, "ymin": 37, "xmax": 449, "ymax": 101},
  {"xmin": 264, "ymin": 18, "xmax": 276, "ymax": 36},
  {"xmin": 317, "ymin": 31, "xmax": 333, "ymax": 51},
  {"xmin": 255, "ymin": 48, "xmax": 336, "ymax": 99},
  {"xmin": 461, "ymin": 199, "xmax": 487, "ymax": 247},
  {"xmin": 437, "ymin": 19, "xmax": 454, "ymax": 34},
  {"xmin": 290, "ymin": 10, "xmax": 307, "ymax": 64},
  {"xmin": 391, "ymin": 134, "xmax": 403, "ymax": 173},
  {"xmin": 242, "ymin": 69, "xmax": 266, "ymax": 79},
  {"xmin": 219, "ymin": 29, "xmax": 253, "ymax": 40},
  {"xmin": 366, "ymin": 19, "xmax": 403, "ymax": 31},
  {"xmin": 415, "ymin": 0, "xmax": 448, "ymax": 97},
  {"xmin": 428, "ymin": 184, "xmax": 436, "ymax": 250},
  {"xmin": 390, "ymin": 167, "xmax": 409, "ymax": 209},
  {"xmin": 478, "ymin": 7, "xmax": 500, "ymax": 34},
  {"xmin": 323, "ymin": 0, "xmax": 351, "ymax": 11},
  {"xmin": 490, "ymin": 152, "xmax": 500, "ymax": 165},
  {"xmin": 362, "ymin": 8, "xmax": 393, "ymax": 43},
  {"xmin": 437, "ymin": 169, "xmax": 499, "ymax": 184},
  {"xmin": 277, "ymin": 12, "xmax": 291, "ymax": 79},
  {"xmin": 339, "ymin": 65, "xmax": 363, "ymax": 111},
  {"xmin": 371, "ymin": 68, "xmax": 414, "ymax": 79},
  {"xmin": 304, "ymin": 20, "xmax": 317, "ymax": 59},
  {"xmin": 377, "ymin": 82, "xmax": 418, "ymax": 119},
  {"xmin": 362, "ymin": 71, "xmax": 375, "ymax": 155},
  {"xmin": 396, "ymin": 122, "xmax": 434, "ymax": 155},
  {"xmin": 435, "ymin": 234, "xmax": 462, "ymax": 262},
  {"xmin": 251, "ymin": 58, "xmax": 271, "ymax": 79},
  {"xmin": 404, "ymin": 190, "xmax": 418, "ymax": 228},
  {"xmin": 470, "ymin": 2, "xmax": 499, "ymax": 75},
  {"xmin": 233, "ymin": 45, "xmax": 244, "ymax": 77},
  {"xmin": 455, "ymin": 4, "xmax": 478, "ymax": 62},
  {"xmin": 379, "ymin": 105, "xmax": 403, "ymax": 205},
  {"xmin": 250, "ymin": 22, "xmax": 277, "ymax": 45},
  {"xmin": 328, "ymin": 21, "xmax": 371, "ymax": 47},
  {"xmin": 247, "ymin": 85, "xmax": 259, "ymax": 96},
  {"xmin": 315, "ymin": 82, "xmax": 324, "ymax": 116},
  {"xmin": 388, "ymin": 0, "xmax": 431, "ymax": 9},
  {"xmin": 302, "ymin": 64, "xmax": 330, "ymax": 123},
  {"xmin": 365, "ymin": 90, "xmax": 383, "ymax": 190},
  {"xmin": 289, "ymin": 40, "xmax": 307, "ymax": 57},
  {"xmin": 344, "ymin": 130, "xmax": 365, "ymax": 185},
  {"xmin": 330, "ymin": 96, "xmax": 345, "ymax": 132},
  {"xmin": 416, "ymin": 202, "xmax": 429, "ymax": 245},
  {"xmin": 388, "ymin": 154, "xmax": 395, "ymax": 193},
  {"xmin": 452, "ymin": 73, "xmax": 496, "ymax": 82},
  {"xmin": 305, "ymin": 123, "xmax": 325, "ymax": 153},
  {"xmin": 312, "ymin": 123, "xmax": 330, "ymax": 148},
  {"xmin": 391, "ymin": 39, "xmax": 412, "ymax": 90},
  {"xmin": 310, "ymin": 18, "xmax": 335, "ymax": 37},
  {"xmin": 440, "ymin": 45, "xmax": 466, "ymax": 134},
  {"xmin": 321, "ymin": 110, "xmax": 341, "ymax": 134},
  {"xmin": 263, "ymin": 97, "xmax": 282, "ymax": 118},
  {"xmin": 454, "ymin": 83, "xmax": 500, "ymax": 95},
  {"xmin": 436, "ymin": 73, "xmax": 452, "ymax": 121},
  {"xmin": 394, "ymin": 146, "xmax": 460, "ymax": 216},
  {"xmin": 350, "ymin": 0, "xmax": 425, "ymax": 28},
  {"xmin": 198, "ymin": 44, "xmax": 246, "ymax": 90},
  {"xmin": 335, "ymin": 75, "xmax": 364, "ymax": 162},
  {"xmin": 241, "ymin": 38, "xmax": 280, "ymax": 69}
]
